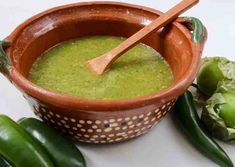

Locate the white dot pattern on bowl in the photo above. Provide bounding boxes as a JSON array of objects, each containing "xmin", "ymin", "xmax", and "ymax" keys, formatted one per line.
[
  {"xmin": 110, "ymin": 123, "xmax": 118, "ymax": 127},
  {"xmin": 115, "ymin": 127, "xmax": 120, "ymax": 131},
  {"xmin": 31, "ymin": 98, "xmax": 176, "ymax": 144},
  {"xmin": 95, "ymin": 120, "xmax": 101, "ymax": 124},
  {"xmin": 88, "ymin": 129, "xmax": 93, "ymax": 133},
  {"xmin": 117, "ymin": 118, "xmax": 123, "ymax": 122}
]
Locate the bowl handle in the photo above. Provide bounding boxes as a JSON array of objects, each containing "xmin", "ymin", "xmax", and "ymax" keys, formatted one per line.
[
  {"xmin": 0, "ymin": 40, "xmax": 11, "ymax": 77},
  {"xmin": 177, "ymin": 17, "xmax": 207, "ymax": 53}
]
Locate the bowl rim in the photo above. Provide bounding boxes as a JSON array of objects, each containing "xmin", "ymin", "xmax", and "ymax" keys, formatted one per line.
[{"xmin": 6, "ymin": 1, "xmax": 200, "ymax": 111}]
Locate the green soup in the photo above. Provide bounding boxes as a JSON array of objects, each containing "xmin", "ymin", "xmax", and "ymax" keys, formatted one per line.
[{"xmin": 29, "ymin": 36, "xmax": 173, "ymax": 99}]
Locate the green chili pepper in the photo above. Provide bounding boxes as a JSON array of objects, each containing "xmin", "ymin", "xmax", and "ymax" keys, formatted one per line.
[
  {"xmin": 0, "ymin": 155, "xmax": 11, "ymax": 167},
  {"xmin": 0, "ymin": 115, "xmax": 54, "ymax": 167},
  {"xmin": 174, "ymin": 91, "xmax": 234, "ymax": 167},
  {"xmin": 18, "ymin": 117, "xmax": 86, "ymax": 167}
]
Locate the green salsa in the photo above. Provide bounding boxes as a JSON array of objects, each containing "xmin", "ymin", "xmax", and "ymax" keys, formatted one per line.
[{"xmin": 29, "ymin": 36, "xmax": 173, "ymax": 99}]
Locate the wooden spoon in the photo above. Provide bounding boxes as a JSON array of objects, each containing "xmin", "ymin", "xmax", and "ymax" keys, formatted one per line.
[{"xmin": 86, "ymin": 0, "xmax": 199, "ymax": 75}]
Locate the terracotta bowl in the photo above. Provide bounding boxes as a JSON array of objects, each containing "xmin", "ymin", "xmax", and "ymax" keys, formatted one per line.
[{"xmin": 0, "ymin": 2, "xmax": 207, "ymax": 144}]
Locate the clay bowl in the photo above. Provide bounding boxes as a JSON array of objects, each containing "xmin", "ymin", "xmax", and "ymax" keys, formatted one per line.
[{"xmin": 0, "ymin": 2, "xmax": 207, "ymax": 144}]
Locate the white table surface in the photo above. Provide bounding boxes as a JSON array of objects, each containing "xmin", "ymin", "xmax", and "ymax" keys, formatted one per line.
[{"xmin": 0, "ymin": 0, "xmax": 234, "ymax": 167}]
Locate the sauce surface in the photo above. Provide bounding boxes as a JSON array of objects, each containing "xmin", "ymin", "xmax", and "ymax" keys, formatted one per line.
[{"xmin": 29, "ymin": 36, "xmax": 173, "ymax": 99}]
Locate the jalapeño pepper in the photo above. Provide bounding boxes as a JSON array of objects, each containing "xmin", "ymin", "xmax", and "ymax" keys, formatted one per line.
[
  {"xmin": 18, "ymin": 117, "xmax": 86, "ymax": 167},
  {"xmin": 0, "ymin": 115, "xmax": 54, "ymax": 167},
  {"xmin": 174, "ymin": 91, "xmax": 233, "ymax": 167}
]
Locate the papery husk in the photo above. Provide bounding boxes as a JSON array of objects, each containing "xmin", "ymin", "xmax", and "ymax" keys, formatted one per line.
[
  {"xmin": 202, "ymin": 57, "xmax": 235, "ymax": 80},
  {"xmin": 201, "ymin": 80, "xmax": 235, "ymax": 142}
]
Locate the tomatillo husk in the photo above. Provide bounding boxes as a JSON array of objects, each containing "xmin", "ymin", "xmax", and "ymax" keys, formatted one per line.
[{"xmin": 201, "ymin": 80, "xmax": 235, "ymax": 142}]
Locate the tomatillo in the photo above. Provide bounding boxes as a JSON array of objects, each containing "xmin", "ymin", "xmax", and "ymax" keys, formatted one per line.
[
  {"xmin": 215, "ymin": 92, "xmax": 235, "ymax": 128},
  {"xmin": 197, "ymin": 57, "xmax": 235, "ymax": 97},
  {"xmin": 201, "ymin": 80, "xmax": 235, "ymax": 142}
]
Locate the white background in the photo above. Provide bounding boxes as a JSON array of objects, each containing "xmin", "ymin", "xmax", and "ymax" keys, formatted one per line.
[{"xmin": 0, "ymin": 0, "xmax": 235, "ymax": 167}]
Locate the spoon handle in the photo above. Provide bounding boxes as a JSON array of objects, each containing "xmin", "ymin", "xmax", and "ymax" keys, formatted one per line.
[{"xmin": 87, "ymin": 0, "xmax": 199, "ymax": 75}]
